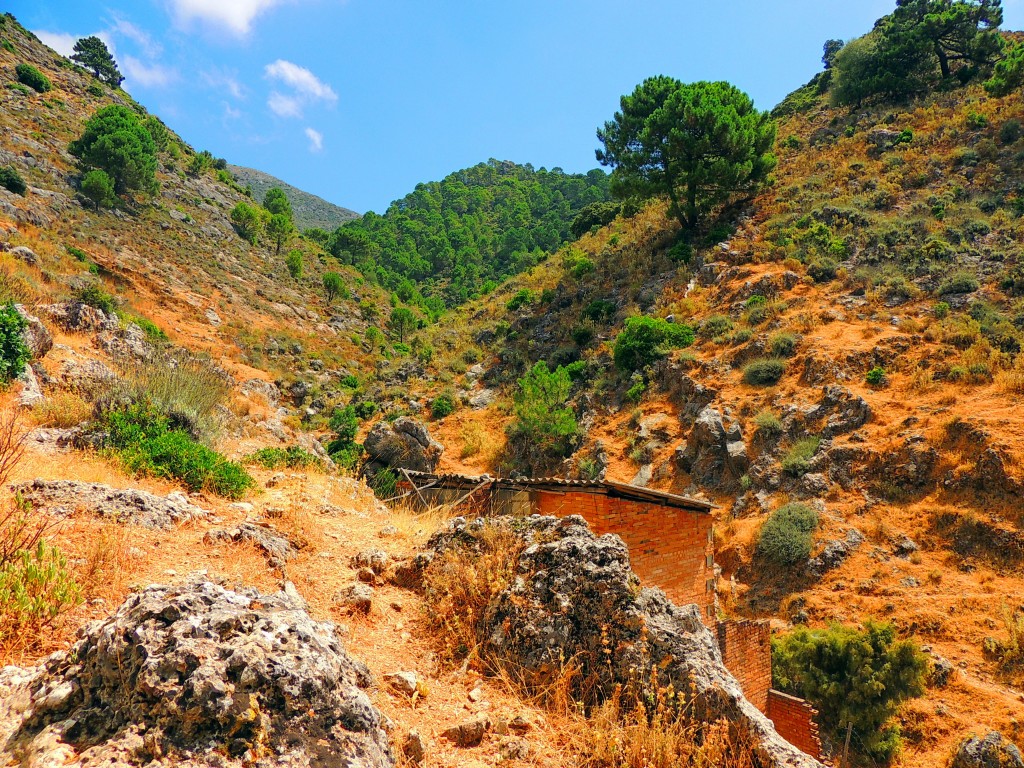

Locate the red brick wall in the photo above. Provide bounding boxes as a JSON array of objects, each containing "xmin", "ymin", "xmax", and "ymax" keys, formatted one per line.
[
  {"xmin": 534, "ymin": 490, "xmax": 715, "ymax": 624},
  {"xmin": 767, "ymin": 689, "xmax": 823, "ymax": 759},
  {"xmin": 716, "ymin": 619, "xmax": 772, "ymax": 713}
]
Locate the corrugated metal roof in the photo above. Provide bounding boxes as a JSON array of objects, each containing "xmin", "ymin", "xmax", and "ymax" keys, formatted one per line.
[{"xmin": 400, "ymin": 469, "xmax": 715, "ymax": 512}]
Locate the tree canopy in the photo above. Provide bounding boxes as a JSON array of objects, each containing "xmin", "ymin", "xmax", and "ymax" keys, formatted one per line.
[
  {"xmin": 772, "ymin": 622, "xmax": 927, "ymax": 763},
  {"xmin": 69, "ymin": 105, "xmax": 158, "ymax": 196},
  {"xmin": 71, "ymin": 36, "xmax": 123, "ymax": 86},
  {"xmin": 263, "ymin": 187, "xmax": 293, "ymax": 219},
  {"xmin": 327, "ymin": 160, "xmax": 610, "ymax": 310},
  {"xmin": 832, "ymin": 0, "xmax": 1004, "ymax": 105},
  {"xmin": 596, "ymin": 77, "xmax": 776, "ymax": 235}
]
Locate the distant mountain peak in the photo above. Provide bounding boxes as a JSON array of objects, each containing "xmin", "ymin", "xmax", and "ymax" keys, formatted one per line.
[{"xmin": 227, "ymin": 165, "xmax": 359, "ymax": 232}]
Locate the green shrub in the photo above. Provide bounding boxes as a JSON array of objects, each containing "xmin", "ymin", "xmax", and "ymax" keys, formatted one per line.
[
  {"xmin": 613, "ymin": 316, "xmax": 694, "ymax": 372},
  {"xmin": 584, "ymin": 299, "xmax": 616, "ymax": 322},
  {"xmin": 938, "ymin": 272, "xmax": 979, "ymax": 295},
  {"xmin": 117, "ymin": 311, "xmax": 168, "ymax": 343},
  {"xmin": 807, "ymin": 257, "xmax": 838, "ymax": 282},
  {"xmin": 772, "ymin": 622, "xmax": 927, "ymax": 764},
  {"xmin": 0, "ymin": 539, "xmax": 81, "ymax": 641},
  {"xmin": 743, "ymin": 358, "xmax": 786, "ymax": 386},
  {"xmin": 753, "ymin": 410, "xmax": 783, "ymax": 434},
  {"xmin": 731, "ymin": 328, "xmax": 753, "ymax": 344},
  {"xmin": 103, "ymin": 403, "xmax": 254, "ymax": 499},
  {"xmin": 0, "ymin": 302, "xmax": 29, "ymax": 385},
  {"xmin": 757, "ymin": 502, "xmax": 818, "ymax": 565},
  {"xmin": 699, "ymin": 314, "xmax": 733, "ymax": 340},
  {"xmin": 78, "ymin": 169, "xmax": 116, "ymax": 211},
  {"xmin": 770, "ymin": 332, "xmax": 798, "ymax": 358},
  {"xmin": 866, "ymin": 366, "xmax": 886, "ymax": 386},
  {"xmin": 781, "ymin": 436, "xmax": 821, "ymax": 476},
  {"xmin": 74, "ymin": 283, "xmax": 117, "ymax": 314},
  {"xmin": 933, "ymin": 301, "xmax": 950, "ymax": 319},
  {"xmin": 285, "ymin": 249, "xmax": 303, "ymax": 279},
  {"xmin": 983, "ymin": 606, "xmax": 1024, "ymax": 674},
  {"xmin": 506, "ymin": 362, "xmax": 579, "ymax": 473},
  {"xmin": 506, "ymin": 288, "xmax": 534, "ymax": 311},
  {"xmin": 328, "ymin": 405, "xmax": 360, "ymax": 445},
  {"xmin": 430, "ymin": 393, "xmax": 456, "ymax": 419},
  {"xmin": 999, "ymin": 118, "xmax": 1023, "ymax": 145},
  {"xmin": 105, "ymin": 354, "xmax": 230, "ymax": 444},
  {"xmin": 7, "ymin": 83, "xmax": 31, "ymax": 96},
  {"xmin": 571, "ymin": 325, "xmax": 594, "ymax": 347},
  {"xmin": 246, "ymin": 445, "xmax": 323, "ymax": 471},
  {"xmin": 0, "ymin": 39, "xmax": 14, "ymax": 53},
  {"xmin": 15, "ymin": 63, "xmax": 50, "ymax": 93},
  {"xmin": 625, "ymin": 379, "xmax": 646, "ymax": 403},
  {"xmin": 0, "ymin": 166, "xmax": 26, "ymax": 195}
]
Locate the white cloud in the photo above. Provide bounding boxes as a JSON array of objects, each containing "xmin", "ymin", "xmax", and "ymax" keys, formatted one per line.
[
  {"xmin": 34, "ymin": 30, "xmax": 77, "ymax": 57},
  {"xmin": 122, "ymin": 56, "xmax": 178, "ymax": 88},
  {"xmin": 268, "ymin": 91, "xmax": 303, "ymax": 117},
  {"xmin": 305, "ymin": 127, "xmax": 323, "ymax": 152},
  {"xmin": 202, "ymin": 68, "xmax": 246, "ymax": 100},
  {"xmin": 223, "ymin": 103, "xmax": 244, "ymax": 120},
  {"xmin": 168, "ymin": 0, "xmax": 285, "ymax": 36},
  {"xmin": 264, "ymin": 59, "xmax": 336, "ymax": 119},
  {"xmin": 110, "ymin": 16, "xmax": 161, "ymax": 58},
  {"xmin": 265, "ymin": 60, "xmax": 336, "ymax": 102}
]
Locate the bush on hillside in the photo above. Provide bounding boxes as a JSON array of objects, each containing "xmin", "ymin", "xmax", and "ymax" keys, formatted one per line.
[
  {"xmin": 73, "ymin": 283, "xmax": 117, "ymax": 315},
  {"xmin": 430, "ymin": 393, "xmax": 456, "ymax": 419},
  {"xmin": 0, "ymin": 302, "xmax": 29, "ymax": 385},
  {"xmin": 742, "ymin": 357, "xmax": 786, "ymax": 385},
  {"xmin": 230, "ymin": 202, "xmax": 265, "ymax": 245},
  {"xmin": 506, "ymin": 362, "xmax": 579, "ymax": 473},
  {"xmin": 769, "ymin": 332, "xmax": 798, "ymax": 358},
  {"xmin": 69, "ymin": 105, "xmax": 158, "ymax": 196},
  {"xmin": 80, "ymin": 169, "xmax": 116, "ymax": 209},
  {"xmin": 613, "ymin": 316, "xmax": 694, "ymax": 372},
  {"xmin": 15, "ymin": 63, "xmax": 50, "ymax": 93},
  {"xmin": 322, "ymin": 271, "xmax": 345, "ymax": 304},
  {"xmin": 245, "ymin": 445, "xmax": 323, "ymax": 471},
  {"xmin": 506, "ymin": 288, "xmax": 534, "ymax": 311},
  {"xmin": 698, "ymin": 314, "xmax": 733, "ymax": 340},
  {"xmin": 752, "ymin": 409, "xmax": 783, "ymax": 435},
  {"xmin": 285, "ymin": 249, "xmax": 303, "ymax": 279},
  {"xmin": 938, "ymin": 272, "xmax": 980, "ymax": 295},
  {"xmin": 0, "ymin": 539, "xmax": 81, "ymax": 644},
  {"xmin": 0, "ymin": 166, "xmax": 26, "ymax": 196},
  {"xmin": 757, "ymin": 502, "xmax": 818, "ymax": 565},
  {"xmin": 772, "ymin": 622, "xmax": 927, "ymax": 764},
  {"xmin": 781, "ymin": 436, "xmax": 821, "ymax": 476},
  {"xmin": 103, "ymin": 403, "xmax": 253, "ymax": 499}
]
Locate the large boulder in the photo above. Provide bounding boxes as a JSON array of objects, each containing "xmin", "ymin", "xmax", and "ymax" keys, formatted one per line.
[
  {"xmin": 363, "ymin": 417, "xmax": 443, "ymax": 479},
  {"xmin": 0, "ymin": 578, "xmax": 394, "ymax": 768},
  {"xmin": 951, "ymin": 732, "xmax": 1024, "ymax": 768},
  {"xmin": 38, "ymin": 301, "xmax": 118, "ymax": 333},
  {"xmin": 12, "ymin": 479, "xmax": 210, "ymax": 530},
  {"xmin": 677, "ymin": 406, "xmax": 748, "ymax": 487},
  {"xmin": 420, "ymin": 515, "xmax": 824, "ymax": 768},
  {"xmin": 14, "ymin": 304, "xmax": 52, "ymax": 359}
]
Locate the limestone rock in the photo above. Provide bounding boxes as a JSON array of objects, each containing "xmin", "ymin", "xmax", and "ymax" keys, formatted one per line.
[
  {"xmin": 0, "ymin": 578, "xmax": 393, "ymax": 768},
  {"xmin": 424, "ymin": 515, "xmax": 824, "ymax": 768},
  {"xmin": 442, "ymin": 714, "xmax": 490, "ymax": 747},
  {"xmin": 12, "ymin": 479, "xmax": 209, "ymax": 529},
  {"xmin": 204, "ymin": 522, "xmax": 300, "ymax": 567},
  {"xmin": 10, "ymin": 245, "xmax": 37, "ymax": 265},
  {"xmin": 336, "ymin": 582, "xmax": 374, "ymax": 614},
  {"xmin": 38, "ymin": 301, "xmax": 118, "ymax": 333},
  {"xmin": 386, "ymin": 671, "xmax": 419, "ymax": 697},
  {"xmin": 351, "ymin": 548, "xmax": 390, "ymax": 574},
  {"xmin": 363, "ymin": 417, "xmax": 443, "ymax": 478},
  {"xmin": 677, "ymin": 406, "xmax": 748, "ymax": 488},
  {"xmin": 951, "ymin": 732, "xmax": 1024, "ymax": 768},
  {"xmin": 403, "ymin": 730, "xmax": 426, "ymax": 763},
  {"xmin": 15, "ymin": 304, "xmax": 52, "ymax": 359}
]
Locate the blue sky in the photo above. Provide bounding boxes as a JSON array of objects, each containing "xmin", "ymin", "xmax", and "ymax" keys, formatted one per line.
[{"xmin": 9, "ymin": 1, "xmax": 1024, "ymax": 215}]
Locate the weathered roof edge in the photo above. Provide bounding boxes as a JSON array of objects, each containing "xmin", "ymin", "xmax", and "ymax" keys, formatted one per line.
[{"xmin": 400, "ymin": 469, "xmax": 716, "ymax": 513}]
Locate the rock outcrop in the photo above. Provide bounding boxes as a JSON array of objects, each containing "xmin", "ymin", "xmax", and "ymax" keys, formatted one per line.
[
  {"xmin": 420, "ymin": 515, "xmax": 823, "ymax": 768},
  {"xmin": 12, "ymin": 479, "xmax": 210, "ymax": 529},
  {"xmin": 0, "ymin": 578, "xmax": 393, "ymax": 768},
  {"xmin": 677, "ymin": 406, "xmax": 748, "ymax": 487},
  {"xmin": 951, "ymin": 732, "xmax": 1024, "ymax": 768},
  {"xmin": 362, "ymin": 417, "xmax": 443, "ymax": 481}
]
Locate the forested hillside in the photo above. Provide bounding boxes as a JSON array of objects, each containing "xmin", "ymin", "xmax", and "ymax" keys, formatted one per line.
[{"xmin": 325, "ymin": 160, "xmax": 610, "ymax": 309}]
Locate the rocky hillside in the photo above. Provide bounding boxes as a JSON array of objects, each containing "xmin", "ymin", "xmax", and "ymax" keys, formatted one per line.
[
  {"xmin": 227, "ymin": 163, "xmax": 359, "ymax": 231},
  {"xmin": 386, "ymin": 58, "xmax": 1024, "ymax": 768}
]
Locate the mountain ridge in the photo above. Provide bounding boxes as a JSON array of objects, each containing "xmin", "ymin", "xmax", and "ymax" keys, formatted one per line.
[{"xmin": 227, "ymin": 163, "xmax": 360, "ymax": 232}]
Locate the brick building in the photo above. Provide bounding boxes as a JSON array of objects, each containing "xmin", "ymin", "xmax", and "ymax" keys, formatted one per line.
[{"xmin": 398, "ymin": 470, "xmax": 823, "ymax": 759}]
